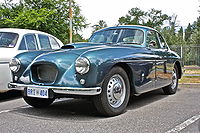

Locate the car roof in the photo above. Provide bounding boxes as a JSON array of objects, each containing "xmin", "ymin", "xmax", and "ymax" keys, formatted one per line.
[
  {"xmin": 96, "ymin": 25, "xmax": 157, "ymax": 32},
  {"xmin": 0, "ymin": 28, "xmax": 54, "ymax": 37}
]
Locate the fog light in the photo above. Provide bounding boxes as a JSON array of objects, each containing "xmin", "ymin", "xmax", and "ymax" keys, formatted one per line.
[{"xmin": 80, "ymin": 79, "xmax": 85, "ymax": 85}]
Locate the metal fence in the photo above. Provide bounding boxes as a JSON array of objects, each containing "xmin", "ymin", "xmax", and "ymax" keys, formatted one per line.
[{"xmin": 170, "ymin": 45, "xmax": 200, "ymax": 66}]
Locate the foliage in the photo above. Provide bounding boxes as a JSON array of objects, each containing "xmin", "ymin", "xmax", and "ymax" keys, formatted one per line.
[
  {"xmin": 118, "ymin": 7, "xmax": 169, "ymax": 29},
  {"xmin": 118, "ymin": 7, "xmax": 146, "ymax": 25},
  {"xmin": 117, "ymin": 7, "xmax": 200, "ymax": 46},
  {"xmin": 92, "ymin": 20, "xmax": 108, "ymax": 33},
  {"xmin": 0, "ymin": 0, "xmax": 88, "ymax": 43}
]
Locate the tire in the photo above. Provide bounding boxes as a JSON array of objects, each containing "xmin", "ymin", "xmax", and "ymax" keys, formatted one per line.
[
  {"xmin": 23, "ymin": 96, "xmax": 54, "ymax": 108},
  {"xmin": 93, "ymin": 66, "xmax": 130, "ymax": 116},
  {"xmin": 162, "ymin": 65, "xmax": 179, "ymax": 95}
]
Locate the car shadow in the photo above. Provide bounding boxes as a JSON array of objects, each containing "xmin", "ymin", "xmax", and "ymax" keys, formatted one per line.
[
  {"xmin": 0, "ymin": 90, "xmax": 22, "ymax": 102},
  {"xmin": 12, "ymin": 88, "xmax": 181, "ymax": 121},
  {"xmin": 128, "ymin": 89, "xmax": 169, "ymax": 110}
]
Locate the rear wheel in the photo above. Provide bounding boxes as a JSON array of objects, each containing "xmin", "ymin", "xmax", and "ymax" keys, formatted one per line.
[
  {"xmin": 23, "ymin": 96, "xmax": 54, "ymax": 108},
  {"xmin": 93, "ymin": 66, "xmax": 130, "ymax": 116},
  {"xmin": 162, "ymin": 65, "xmax": 179, "ymax": 95}
]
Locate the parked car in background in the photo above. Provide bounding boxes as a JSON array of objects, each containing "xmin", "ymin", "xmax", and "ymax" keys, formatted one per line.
[
  {"xmin": 8, "ymin": 25, "xmax": 183, "ymax": 116},
  {"xmin": 0, "ymin": 28, "xmax": 63, "ymax": 92}
]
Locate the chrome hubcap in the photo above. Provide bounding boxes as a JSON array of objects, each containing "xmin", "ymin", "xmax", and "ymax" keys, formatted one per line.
[
  {"xmin": 107, "ymin": 74, "xmax": 126, "ymax": 108},
  {"xmin": 171, "ymin": 69, "xmax": 177, "ymax": 89}
]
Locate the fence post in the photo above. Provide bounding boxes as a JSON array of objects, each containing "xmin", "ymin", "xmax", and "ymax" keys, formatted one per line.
[{"xmin": 180, "ymin": 45, "xmax": 183, "ymax": 58}]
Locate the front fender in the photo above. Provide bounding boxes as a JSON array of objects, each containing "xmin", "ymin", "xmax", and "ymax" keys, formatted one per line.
[{"xmin": 13, "ymin": 50, "xmax": 52, "ymax": 81}]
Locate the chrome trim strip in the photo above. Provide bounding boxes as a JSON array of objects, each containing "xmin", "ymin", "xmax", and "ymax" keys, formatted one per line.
[
  {"xmin": 8, "ymin": 83, "xmax": 102, "ymax": 96},
  {"xmin": 119, "ymin": 59, "xmax": 167, "ymax": 63},
  {"xmin": 0, "ymin": 61, "xmax": 9, "ymax": 64}
]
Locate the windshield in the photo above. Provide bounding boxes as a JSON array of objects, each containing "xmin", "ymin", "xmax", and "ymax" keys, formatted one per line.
[
  {"xmin": 0, "ymin": 32, "xmax": 19, "ymax": 48},
  {"xmin": 89, "ymin": 29, "xmax": 144, "ymax": 45}
]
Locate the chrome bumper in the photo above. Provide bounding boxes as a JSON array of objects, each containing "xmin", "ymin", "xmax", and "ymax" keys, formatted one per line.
[{"xmin": 8, "ymin": 83, "xmax": 102, "ymax": 96}]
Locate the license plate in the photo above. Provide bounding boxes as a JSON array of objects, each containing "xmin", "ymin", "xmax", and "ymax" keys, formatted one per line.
[{"xmin": 27, "ymin": 87, "xmax": 49, "ymax": 98}]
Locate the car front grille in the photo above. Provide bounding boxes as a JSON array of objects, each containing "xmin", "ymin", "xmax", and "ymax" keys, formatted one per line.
[{"xmin": 31, "ymin": 63, "xmax": 58, "ymax": 84}]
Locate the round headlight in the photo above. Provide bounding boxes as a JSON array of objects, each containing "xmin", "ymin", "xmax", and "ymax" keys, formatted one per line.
[
  {"xmin": 9, "ymin": 58, "xmax": 21, "ymax": 73},
  {"xmin": 75, "ymin": 57, "xmax": 90, "ymax": 75}
]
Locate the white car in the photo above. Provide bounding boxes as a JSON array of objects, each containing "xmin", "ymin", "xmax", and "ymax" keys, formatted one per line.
[{"xmin": 0, "ymin": 28, "xmax": 64, "ymax": 92}]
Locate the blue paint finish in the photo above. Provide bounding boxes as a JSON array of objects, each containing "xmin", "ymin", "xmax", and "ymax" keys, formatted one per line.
[{"xmin": 11, "ymin": 25, "xmax": 183, "ymax": 95}]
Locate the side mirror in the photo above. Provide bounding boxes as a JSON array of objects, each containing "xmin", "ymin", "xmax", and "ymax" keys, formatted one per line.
[{"xmin": 161, "ymin": 42, "xmax": 168, "ymax": 50}]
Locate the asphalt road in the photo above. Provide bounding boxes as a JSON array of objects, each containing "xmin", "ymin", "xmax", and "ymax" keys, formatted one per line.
[{"xmin": 0, "ymin": 86, "xmax": 200, "ymax": 133}]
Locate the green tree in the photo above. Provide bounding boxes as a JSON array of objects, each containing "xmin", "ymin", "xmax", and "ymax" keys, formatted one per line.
[
  {"xmin": 92, "ymin": 20, "xmax": 108, "ymax": 33},
  {"xmin": 118, "ymin": 7, "xmax": 169, "ymax": 29},
  {"xmin": 0, "ymin": 0, "xmax": 88, "ymax": 43},
  {"xmin": 185, "ymin": 23, "xmax": 193, "ymax": 42},
  {"xmin": 145, "ymin": 8, "xmax": 169, "ymax": 28},
  {"xmin": 190, "ymin": 17, "xmax": 200, "ymax": 44},
  {"xmin": 178, "ymin": 27, "xmax": 183, "ymax": 37},
  {"xmin": 118, "ymin": 7, "xmax": 146, "ymax": 25}
]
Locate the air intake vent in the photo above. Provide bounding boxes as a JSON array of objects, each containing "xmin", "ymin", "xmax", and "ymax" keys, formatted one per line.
[{"xmin": 31, "ymin": 63, "xmax": 58, "ymax": 83}]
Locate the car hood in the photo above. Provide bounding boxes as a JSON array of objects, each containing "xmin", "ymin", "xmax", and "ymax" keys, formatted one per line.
[
  {"xmin": 33, "ymin": 42, "xmax": 143, "ymax": 63},
  {"xmin": 61, "ymin": 42, "xmax": 121, "ymax": 56},
  {"xmin": 29, "ymin": 42, "xmax": 110, "ymax": 62},
  {"xmin": 31, "ymin": 42, "xmax": 115, "ymax": 69}
]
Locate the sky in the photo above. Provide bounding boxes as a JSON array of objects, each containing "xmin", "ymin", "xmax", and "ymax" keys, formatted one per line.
[
  {"xmin": 76, "ymin": 0, "xmax": 200, "ymax": 38},
  {"xmin": 0, "ymin": 0, "xmax": 199, "ymax": 38}
]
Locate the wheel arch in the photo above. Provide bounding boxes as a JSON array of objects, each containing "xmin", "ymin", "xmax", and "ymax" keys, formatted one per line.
[
  {"xmin": 112, "ymin": 62, "xmax": 136, "ymax": 95},
  {"xmin": 174, "ymin": 61, "xmax": 182, "ymax": 79}
]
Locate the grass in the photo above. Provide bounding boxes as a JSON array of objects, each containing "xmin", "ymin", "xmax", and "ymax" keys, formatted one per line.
[
  {"xmin": 184, "ymin": 69, "xmax": 200, "ymax": 74},
  {"xmin": 179, "ymin": 66, "xmax": 200, "ymax": 83},
  {"xmin": 179, "ymin": 76, "xmax": 200, "ymax": 83}
]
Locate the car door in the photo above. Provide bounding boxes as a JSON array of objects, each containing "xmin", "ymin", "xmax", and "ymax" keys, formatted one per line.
[
  {"xmin": 156, "ymin": 33, "xmax": 172, "ymax": 87},
  {"xmin": 118, "ymin": 29, "xmax": 156, "ymax": 93},
  {"xmin": 146, "ymin": 30, "xmax": 171, "ymax": 89},
  {"xmin": 132, "ymin": 48, "xmax": 157, "ymax": 93}
]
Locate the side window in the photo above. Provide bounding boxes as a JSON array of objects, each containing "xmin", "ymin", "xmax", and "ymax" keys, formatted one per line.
[
  {"xmin": 146, "ymin": 30, "xmax": 160, "ymax": 49},
  {"xmin": 25, "ymin": 34, "xmax": 38, "ymax": 50},
  {"xmin": 38, "ymin": 34, "xmax": 51, "ymax": 49},
  {"xmin": 18, "ymin": 37, "xmax": 26, "ymax": 50},
  {"xmin": 158, "ymin": 33, "xmax": 167, "ymax": 49},
  {"xmin": 19, "ymin": 34, "xmax": 38, "ymax": 50},
  {"xmin": 49, "ymin": 37, "xmax": 60, "ymax": 49}
]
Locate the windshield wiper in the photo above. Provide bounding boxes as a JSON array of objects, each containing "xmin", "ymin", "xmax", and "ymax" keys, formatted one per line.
[{"xmin": 118, "ymin": 42, "xmax": 141, "ymax": 45}]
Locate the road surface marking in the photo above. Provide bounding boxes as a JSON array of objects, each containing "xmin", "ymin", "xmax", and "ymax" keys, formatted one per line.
[
  {"xmin": 165, "ymin": 113, "xmax": 200, "ymax": 133},
  {"xmin": 0, "ymin": 110, "xmax": 10, "ymax": 114},
  {"xmin": 0, "ymin": 105, "xmax": 29, "ymax": 114}
]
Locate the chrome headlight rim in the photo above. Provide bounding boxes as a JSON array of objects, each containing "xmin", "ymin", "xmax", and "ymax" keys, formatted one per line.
[
  {"xmin": 9, "ymin": 58, "xmax": 21, "ymax": 73},
  {"xmin": 75, "ymin": 57, "xmax": 90, "ymax": 75}
]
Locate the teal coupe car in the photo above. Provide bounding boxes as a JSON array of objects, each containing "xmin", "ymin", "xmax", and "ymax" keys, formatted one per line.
[{"xmin": 8, "ymin": 25, "xmax": 183, "ymax": 116}]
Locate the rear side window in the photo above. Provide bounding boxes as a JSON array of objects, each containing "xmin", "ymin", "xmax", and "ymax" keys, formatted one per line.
[
  {"xmin": 18, "ymin": 37, "xmax": 26, "ymax": 50},
  {"xmin": 38, "ymin": 34, "xmax": 51, "ymax": 49},
  {"xmin": 49, "ymin": 37, "xmax": 60, "ymax": 49},
  {"xmin": 19, "ymin": 34, "xmax": 38, "ymax": 50},
  {"xmin": 26, "ymin": 34, "xmax": 38, "ymax": 50}
]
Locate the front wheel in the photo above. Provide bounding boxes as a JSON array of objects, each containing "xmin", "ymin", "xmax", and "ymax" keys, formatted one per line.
[
  {"xmin": 93, "ymin": 67, "xmax": 130, "ymax": 116},
  {"xmin": 23, "ymin": 96, "xmax": 54, "ymax": 108},
  {"xmin": 162, "ymin": 65, "xmax": 179, "ymax": 95}
]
